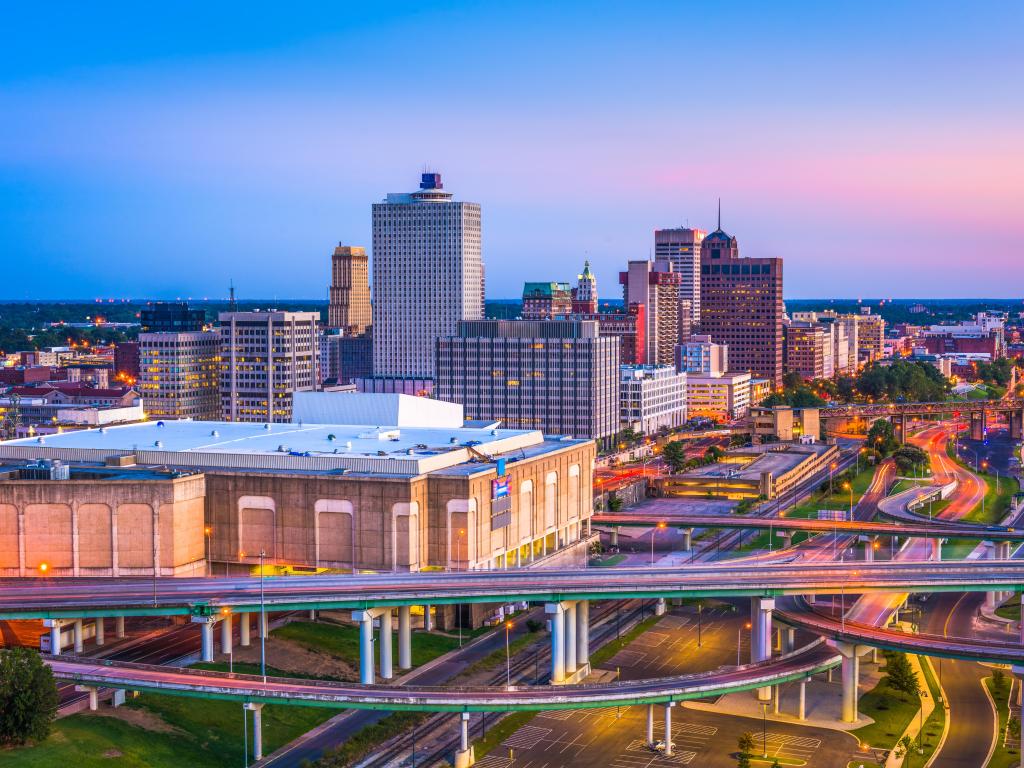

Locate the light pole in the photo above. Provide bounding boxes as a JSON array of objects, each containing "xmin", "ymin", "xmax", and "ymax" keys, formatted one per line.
[
  {"xmin": 651, "ymin": 521, "xmax": 666, "ymax": 566},
  {"xmin": 844, "ymin": 481, "xmax": 853, "ymax": 522},
  {"xmin": 829, "ymin": 461, "xmax": 838, "ymax": 495},
  {"xmin": 205, "ymin": 526, "xmax": 212, "ymax": 577},
  {"xmin": 259, "ymin": 548, "xmax": 266, "ymax": 683},
  {"xmin": 760, "ymin": 700, "xmax": 768, "ymax": 758},
  {"xmin": 697, "ymin": 601, "xmax": 703, "ymax": 648},
  {"xmin": 738, "ymin": 621, "xmax": 751, "ymax": 666},
  {"xmin": 504, "ymin": 620, "xmax": 513, "ymax": 689},
  {"xmin": 458, "ymin": 528, "xmax": 466, "ymax": 647},
  {"xmin": 243, "ymin": 702, "xmax": 249, "ymax": 767}
]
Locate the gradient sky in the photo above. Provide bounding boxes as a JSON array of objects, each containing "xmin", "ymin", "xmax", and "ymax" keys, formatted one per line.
[{"xmin": 1, "ymin": 2, "xmax": 1022, "ymax": 300}]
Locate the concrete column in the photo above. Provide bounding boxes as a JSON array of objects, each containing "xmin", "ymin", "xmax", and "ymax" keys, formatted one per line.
[
  {"xmin": 870, "ymin": 648, "xmax": 878, "ymax": 664},
  {"xmin": 1019, "ymin": 599, "xmax": 1024, "ymax": 647},
  {"xmin": 931, "ymin": 538, "xmax": 942, "ymax": 561},
  {"xmin": 646, "ymin": 704, "xmax": 654, "ymax": 745},
  {"xmin": 200, "ymin": 620, "xmax": 214, "ymax": 662},
  {"xmin": 398, "ymin": 606, "xmax": 412, "ymax": 671},
  {"xmin": 95, "ymin": 618, "xmax": 105, "ymax": 647},
  {"xmin": 564, "ymin": 602, "xmax": 578, "ymax": 676},
  {"xmin": 798, "ymin": 679, "xmax": 807, "ymax": 720},
  {"xmin": 610, "ymin": 527, "xmax": 619, "ymax": 546},
  {"xmin": 655, "ymin": 598, "xmax": 667, "ymax": 616},
  {"xmin": 221, "ymin": 613, "xmax": 233, "ymax": 655},
  {"xmin": 73, "ymin": 619, "xmax": 84, "ymax": 654},
  {"xmin": 309, "ymin": 609, "xmax": 317, "ymax": 621},
  {"xmin": 546, "ymin": 603, "xmax": 566, "ymax": 683},
  {"xmin": 88, "ymin": 687, "xmax": 98, "ymax": 711},
  {"xmin": 258, "ymin": 610, "xmax": 268, "ymax": 639},
  {"xmin": 753, "ymin": 598, "xmax": 774, "ymax": 701},
  {"xmin": 863, "ymin": 540, "xmax": 874, "ymax": 562},
  {"xmin": 240, "ymin": 612, "xmax": 251, "ymax": 647},
  {"xmin": 379, "ymin": 609, "xmax": 394, "ymax": 681},
  {"xmin": 115, "ymin": 615, "xmax": 125, "ymax": 639},
  {"xmin": 682, "ymin": 528, "xmax": 693, "ymax": 552},
  {"xmin": 246, "ymin": 702, "xmax": 263, "ymax": 761},
  {"xmin": 576, "ymin": 600, "xmax": 590, "ymax": 670},
  {"xmin": 841, "ymin": 652, "xmax": 860, "ymax": 723},
  {"xmin": 357, "ymin": 612, "xmax": 374, "ymax": 684},
  {"xmin": 772, "ymin": 685, "xmax": 780, "ymax": 714},
  {"xmin": 664, "ymin": 702, "xmax": 675, "ymax": 756},
  {"xmin": 750, "ymin": 598, "xmax": 762, "ymax": 664},
  {"xmin": 782, "ymin": 627, "xmax": 795, "ymax": 654},
  {"xmin": 423, "ymin": 605, "xmax": 433, "ymax": 632},
  {"xmin": 454, "ymin": 712, "xmax": 474, "ymax": 768},
  {"xmin": 50, "ymin": 622, "xmax": 63, "ymax": 655}
]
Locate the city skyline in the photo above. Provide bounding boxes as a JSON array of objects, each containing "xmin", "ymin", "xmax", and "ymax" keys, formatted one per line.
[{"xmin": 2, "ymin": 3, "xmax": 1022, "ymax": 300}]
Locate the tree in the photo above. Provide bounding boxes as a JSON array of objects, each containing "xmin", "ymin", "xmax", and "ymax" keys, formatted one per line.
[
  {"xmin": 704, "ymin": 445, "xmax": 724, "ymax": 463},
  {"xmin": 663, "ymin": 441, "xmax": 688, "ymax": 474},
  {"xmin": 737, "ymin": 731, "xmax": 755, "ymax": 754},
  {"xmin": 0, "ymin": 647, "xmax": 59, "ymax": 746},
  {"xmin": 607, "ymin": 493, "xmax": 624, "ymax": 512},
  {"xmin": 867, "ymin": 418, "xmax": 899, "ymax": 456},
  {"xmin": 893, "ymin": 445, "xmax": 929, "ymax": 474},
  {"xmin": 885, "ymin": 651, "xmax": 919, "ymax": 697}
]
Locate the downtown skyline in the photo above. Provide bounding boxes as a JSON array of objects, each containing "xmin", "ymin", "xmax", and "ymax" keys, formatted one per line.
[{"xmin": 1, "ymin": 2, "xmax": 1022, "ymax": 300}]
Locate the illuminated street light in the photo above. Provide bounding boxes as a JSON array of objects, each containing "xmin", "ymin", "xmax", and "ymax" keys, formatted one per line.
[
  {"xmin": 651, "ymin": 522, "xmax": 667, "ymax": 566},
  {"xmin": 505, "ymin": 620, "xmax": 513, "ymax": 689}
]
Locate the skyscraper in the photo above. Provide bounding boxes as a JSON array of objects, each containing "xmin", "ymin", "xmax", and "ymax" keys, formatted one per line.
[
  {"xmin": 372, "ymin": 173, "xmax": 483, "ymax": 380},
  {"xmin": 327, "ymin": 244, "xmax": 371, "ymax": 335},
  {"xmin": 699, "ymin": 215, "xmax": 784, "ymax": 388},
  {"xmin": 572, "ymin": 260, "xmax": 598, "ymax": 313},
  {"xmin": 655, "ymin": 227, "xmax": 706, "ymax": 328},
  {"xmin": 620, "ymin": 259, "xmax": 681, "ymax": 366}
]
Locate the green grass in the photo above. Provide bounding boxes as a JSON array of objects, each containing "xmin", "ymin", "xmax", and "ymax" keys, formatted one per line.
[
  {"xmin": 985, "ymin": 674, "xmax": 1021, "ymax": 768},
  {"xmin": 474, "ymin": 711, "xmax": 537, "ymax": 759},
  {"xmin": 910, "ymin": 656, "xmax": 946, "ymax": 767},
  {"xmin": 962, "ymin": 472, "xmax": 1019, "ymax": 525},
  {"xmin": 463, "ymin": 630, "xmax": 544, "ymax": 678},
  {"xmin": 314, "ymin": 711, "xmax": 430, "ymax": 767},
  {"xmin": 852, "ymin": 671, "xmax": 920, "ymax": 750},
  {"xmin": 785, "ymin": 464, "xmax": 878, "ymax": 521},
  {"xmin": 273, "ymin": 620, "xmax": 462, "ymax": 669},
  {"xmin": 996, "ymin": 593, "xmax": 1020, "ymax": 621},
  {"xmin": 590, "ymin": 553, "xmax": 627, "ymax": 567},
  {"xmin": 590, "ymin": 615, "xmax": 661, "ymax": 668}
]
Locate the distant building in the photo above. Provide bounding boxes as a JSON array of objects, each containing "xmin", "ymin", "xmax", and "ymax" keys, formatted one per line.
[
  {"xmin": 219, "ymin": 310, "xmax": 319, "ymax": 422},
  {"xmin": 573, "ymin": 303, "xmax": 646, "ymax": 365},
  {"xmin": 699, "ymin": 218, "xmax": 784, "ymax": 388},
  {"xmin": 328, "ymin": 244, "xmax": 371, "ymax": 335},
  {"xmin": 372, "ymin": 173, "xmax": 483, "ymax": 380},
  {"xmin": 619, "ymin": 365, "xmax": 687, "ymax": 434},
  {"xmin": 784, "ymin": 322, "xmax": 830, "ymax": 381},
  {"xmin": 522, "ymin": 282, "xmax": 573, "ymax": 320},
  {"xmin": 676, "ymin": 334, "xmax": 727, "ymax": 376},
  {"xmin": 686, "ymin": 371, "xmax": 752, "ymax": 421},
  {"xmin": 436, "ymin": 319, "xmax": 619, "ymax": 445},
  {"xmin": 857, "ymin": 308, "xmax": 886, "ymax": 362},
  {"xmin": 319, "ymin": 331, "xmax": 373, "ymax": 387},
  {"xmin": 139, "ymin": 329, "xmax": 221, "ymax": 420},
  {"xmin": 140, "ymin": 302, "xmax": 206, "ymax": 333},
  {"xmin": 655, "ymin": 226, "xmax": 706, "ymax": 327},
  {"xmin": 620, "ymin": 259, "xmax": 682, "ymax": 366},
  {"xmin": 751, "ymin": 406, "xmax": 821, "ymax": 444},
  {"xmin": 113, "ymin": 342, "xmax": 140, "ymax": 383},
  {"xmin": 922, "ymin": 312, "xmax": 1006, "ymax": 358},
  {"xmin": 572, "ymin": 260, "xmax": 598, "ymax": 314}
]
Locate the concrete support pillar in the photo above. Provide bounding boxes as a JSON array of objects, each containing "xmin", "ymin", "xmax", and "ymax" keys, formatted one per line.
[
  {"xmin": 50, "ymin": 622, "xmax": 63, "ymax": 655},
  {"xmin": 752, "ymin": 598, "xmax": 774, "ymax": 701},
  {"xmin": 79, "ymin": 687, "xmax": 98, "ymax": 711},
  {"xmin": 246, "ymin": 702, "xmax": 264, "ymax": 761},
  {"xmin": 610, "ymin": 527, "xmax": 619, "ymax": 546},
  {"xmin": 863, "ymin": 540, "xmax": 874, "ymax": 562},
  {"xmin": 870, "ymin": 648, "xmax": 878, "ymax": 664},
  {"xmin": 240, "ymin": 612, "xmax": 251, "ymax": 647},
  {"xmin": 200, "ymin": 621, "xmax": 214, "ymax": 663},
  {"xmin": 258, "ymin": 610, "xmax": 268, "ymax": 639},
  {"xmin": 750, "ymin": 599, "xmax": 762, "ymax": 664},
  {"xmin": 682, "ymin": 528, "xmax": 692, "ymax": 552},
  {"xmin": 73, "ymin": 619, "xmax": 84, "ymax": 654},
  {"xmin": 379, "ymin": 609, "xmax": 394, "ymax": 681},
  {"xmin": 772, "ymin": 685, "xmax": 780, "ymax": 714},
  {"xmin": 836, "ymin": 643, "xmax": 861, "ymax": 723},
  {"xmin": 358, "ymin": 613, "xmax": 374, "ymax": 684},
  {"xmin": 782, "ymin": 627, "xmax": 795, "ymax": 654},
  {"xmin": 931, "ymin": 538, "xmax": 942, "ymax": 561},
  {"xmin": 423, "ymin": 605, "xmax": 433, "ymax": 633},
  {"xmin": 455, "ymin": 712, "xmax": 474, "ymax": 768},
  {"xmin": 398, "ymin": 606, "xmax": 412, "ymax": 671},
  {"xmin": 798, "ymin": 678, "xmax": 807, "ymax": 720},
  {"xmin": 546, "ymin": 603, "xmax": 566, "ymax": 683},
  {"xmin": 94, "ymin": 618, "xmax": 105, "ymax": 647},
  {"xmin": 308, "ymin": 609, "xmax": 317, "ymax": 622},
  {"xmin": 564, "ymin": 601, "xmax": 578, "ymax": 676},
  {"xmin": 646, "ymin": 704, "xmax": 654, "ymax": 746},
  {"xmin": 655, "ymin": 598, "xmax": 667, "ymax": 617},
  {"xmin": 576, "ymin": 600, "xmax": 590, "ymax": 670},
  {"xmin": 664, "ymin": 702, "xmax": 675, "ymax": 756},
  {"xmin": 221, "ymin": 613, "xmax": 233, "ymax": 655},
  {"xmin": 115, "ymin": 615, "xmax": 125, "ymax": 639},
  {"xmin": 1019, "ymin": 599, "xmax": 1024, "ymax": 647}
]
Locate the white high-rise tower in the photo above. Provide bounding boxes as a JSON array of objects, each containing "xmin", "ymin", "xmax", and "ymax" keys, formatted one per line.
[
  {"xmin": 655, "ymin": 226, "xmax": 706, "ymax": 328},
  {"xmin": 371, "ymin": 173, "xmax": 483, "ymax": 379}
]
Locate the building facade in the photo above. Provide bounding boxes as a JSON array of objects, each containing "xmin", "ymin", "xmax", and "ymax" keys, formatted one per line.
[
  {"xmin": 620, "ymin": 259, "xmax": 682, "ymax": 366},
  {"xmin": 219, "ymin": 311, "xmax": 319, "ymax": 423},
  {"xmin": 619, "ymin": 365, "xmax": 687, "ymax": 434},
  {"xmin": 522, "ymin": 282, "xmax": 573, "ymax": 320},
  {"xmin": 572, "ymin": 260, "xmax": 598, "ymax": 313},
  {"xmin": 784, "ymin": 322, "xmax": 830, "ymax": 381},
  {"xmin": 436, "ymin": 320, "xmax": 619, "ymax": 444},
  {"xmin": 139, "ymin": 330, "xmax": 222, "ymax": 420},
  {"xmin": 676, "ymin": 334, "xmax": 728, "ymax": 376},
  {"xmin": 574, "ymin": 304, "xmax": 646, "ymax": 366},
  {"xmin": 686, "ymin": 371, "xmax": 752, "ymax": 421},
  {"xmin": 372, "ymin": 173, "xmax": 483, "ymax": 380},
  {"xmin": 699, "ymin": 225, "xmax": 784, "ymax": 388},
  {"xmin": 655, "ymin": 226, "xmax": 706, "ymax": 327},
  {"xmin": 328, "ymin": 244, "xmax": 371, "ymax": 335}
]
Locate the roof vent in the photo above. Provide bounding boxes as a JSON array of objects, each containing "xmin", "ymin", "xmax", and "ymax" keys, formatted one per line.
[
  {"xmin": 156, "ymin": 421, "xmax": 165, "ymax": 428},
  {"xmin": 450, "ymin": 437, "xmax": 458, "ymax": 445},
  {"xmin": 345, "ymin": 441, "xmax": 352, "ymax": 450},
  {"xmin": 264, "ymin": 424, "xmax": 272, "ymax": 430},
  {"xmin": 154, "ymin": 440, "xmax": 163, "ymax": 448},
  {"xmin": 99, "ymin": 427, "xmax": 107, "ymax": 434},
  {"xmin": 36, "ymin": 436, "xmax": 45, "ymax": 444},
  {"xmin": 278, "ymin": 445, "xmax": 289, "ymax": 452},
  {"xmin": 327, "ymin": 434, "xmax": 336, "ymax": 442},
  {"xmin": 210, "ymin": 430, "xmax": 219, "ymax": 437},
  {"xmin": 376, "ymin": 450, "xmax": 388, "ymax": 456}
]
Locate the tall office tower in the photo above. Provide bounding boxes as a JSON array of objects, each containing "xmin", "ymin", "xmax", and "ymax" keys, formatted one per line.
[
  {"xmin": 327, "ymin": 244, "xmax": 371, "ymax": 335},
  {"xmin": 699, "ymin": 220, "xmax": 784, "ymax": 389},
  {"xmin": 436, "ymin": 320, "xmax": 619, "ymax": 445},
  {"xmin": 655, "ymin": 227, "xmax": 706, "ymax": 327},
  {"xmin": 857, "ymin": 308, "xmax": 886, "ymax": 362},
  {"xmin": 522, "ymin": 282, "xmax": 573, "ymax": 320},
  {"xmin": 371, "ymin": 172, "xmax": 483, "ymax": 380},
  {"xmin": 219, "ymin": 310, "xmax": 319, "ymax": 423},
  {"xmin": 783, "ymin": 321, "xmax": 830, "ymax": 381},
  {"xmin": 620, "ymin": 259, "xmax": 681, "ymax": 366},
  {"xmin": 572, "ymin": 260, "xmax": 598, "ymax": 313},
  {"xmin": 137, "ymin": 303, "xmax": 220, "ymax": 420}
]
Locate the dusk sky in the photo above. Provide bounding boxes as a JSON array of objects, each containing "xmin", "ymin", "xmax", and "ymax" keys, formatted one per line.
[{"xmin": 1, "ymin": 2, "xmax": 1021, "ymax": 300}]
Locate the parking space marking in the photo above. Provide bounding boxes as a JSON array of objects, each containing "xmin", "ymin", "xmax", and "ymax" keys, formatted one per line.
[{"xmin": 502, "ymin": 725, "xmax": 552, "ymax": 750}]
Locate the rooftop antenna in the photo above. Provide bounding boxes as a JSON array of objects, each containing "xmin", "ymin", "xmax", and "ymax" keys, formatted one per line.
[
  {"xmin": 717, "ymin": 198, "xmax": 722, "ymax": 231},
  {"xmin": 228, "ymin": 279, "xmax": 237, "ymax": 312}
]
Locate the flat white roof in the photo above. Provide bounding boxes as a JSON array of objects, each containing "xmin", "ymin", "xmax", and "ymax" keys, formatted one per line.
[{"xmin": 0, "ymin": 420, "xmax": 548, "ymax": 476}]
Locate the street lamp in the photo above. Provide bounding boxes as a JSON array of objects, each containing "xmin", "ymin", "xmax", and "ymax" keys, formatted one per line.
[
  {"xmin": 222, "ymin": 607, "xmax": 233, "ymax": 674},
  {"xmin": 829, "ymin": 462, "xmax": 838, "ymax": 495},
  {"xmin": 738, "ymin": 621, "xmax": 751, "ymax": 666},
  {"xmin": 697, "ymin": 601, "xmax": 703, "ymax": 648},
  {"xmin": 760, "ymin": 700, "xmax": 769, "ymax": 758},
  {"xmin": 259, "ymin": 548, "xmax": 266, "ymax": 682},
  {"xmin": 458, "ymin": 529, "xmax": 466, "ymax": 648},
  {"xmin": 504, "ymin": 620, "xmax": 513, "ymax": 689},
  {"xmin": 843, "ymin": 481, "xmax": 853, "ymax": 522},
  {"xmin": 204, "ymin": 526, "xmax": 212, "ymax": 577},
  {"xmin": 651, "ymin": 522, "xmax": 667, "ymax": 566}
]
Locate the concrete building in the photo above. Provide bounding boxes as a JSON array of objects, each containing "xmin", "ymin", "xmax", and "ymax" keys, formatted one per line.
[
  {"xmin": 327, "ymin": 244, "xmax": 371, "ymax": 335},
  {"xmin": 699, "ymin": 221, "xmax": 784, "ymax": 388},
  {"xmin": 922, "ymin": 312, "xmax": 1006, "ymax": 358},
  {"xmin": 750, "ymin": 378, "xmax": 772, "ymax": 406},
  {"xmin": 790, "ymin": 312, "xmax": 853, "ymax": 375},
  {"xmin": 619, "ymin": 365, "xmax": 687, "ymax": 434},
  {"xmin": 219, "ymin": 311, "xmax": 319, "ymax": 423},
  {"xmin": 573, "ymin": 304, "xmax": 645, "ymax": 366},
  {"xmin": 436, "ymin": 320, "xmax": 619, "ymax": 445},
  {"xmin": 655, "ymin": 226, "xmax": 706, "ymax": 327},
  {"xmin": 857, "ymin": 308, "xmax": 886, "ymax": 362},
  {"xmin": 620, "ymin": 259, "xmax": 681, "ymax": 366},
  {"xmin": 572, "ymin": 260, "xmax": 598, "ymax": 314},
  {"xmin": 372, "ymin": 172, "xmax": 483, "ymax": 380},
  {"xmin": 0, "ymin": 394, "xmax": 145, "ymax": 436},
  {"xmin": 0, "ymin": 460, "xmax": 206, "ymax": 577},
  {"xmin": 750, "ymin": 406, "xmax": 821, "ymax": 444},
  {"xmin": 113, "ymin": 342, "xmax": 140, "ymax": 383},
  {"xmin": 686, "ymin": 371, "xmax": 752, "ymax": 421},
  {"xmin": 140, "ymin": 302, "xmax": 206, "ymax": 333},
  {"xmin": 139, "ymin": 330, "xmax": 222, "ymax": 420},
  {"xmin": 522, "ymin": 282, "xmax": 573, "ymax": 320},
  {"xmin": 0, "ymin": 413, "xmax": 595, "ymax": 585},
  {"xmin": 319, "ymin": 331, "xmax": 373, "ymax": 387},
  {"xmin": 784, "ymin": 322, "xmax": 830, "ymax": 381},
  {"xmin": 676, "ymin": 334, "xmax": 728, "ymax": 376}
]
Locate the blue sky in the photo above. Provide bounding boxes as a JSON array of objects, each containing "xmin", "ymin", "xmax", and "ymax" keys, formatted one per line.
[{"xmin": 1, "ymin": 2, "xmax": 1022, "ymax": 300}]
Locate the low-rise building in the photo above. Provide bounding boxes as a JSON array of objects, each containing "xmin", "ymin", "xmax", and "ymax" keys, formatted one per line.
[
  {"xmin": 619, "ymin": 365, "xmax": 687, "ymax": 434},
  {"xmin": 522, "ymin": 282, "xmax": 573, "ymax": 320},
  {"xmin": 676, "ymin": 334, "xmax": 727, "ymax": 376},
  {"xmin": 686, "ymin": 371, "xmax": 752, "ymax": 421},
  {"xmin": 750, "ymin": 405, "xmax": 821, "ymax": 443}
]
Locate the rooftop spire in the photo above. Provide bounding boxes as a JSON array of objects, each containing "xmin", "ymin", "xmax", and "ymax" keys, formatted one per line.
[{"xmin": 717, "ymin": 197, "xmax": 721, "ymax": 231}]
